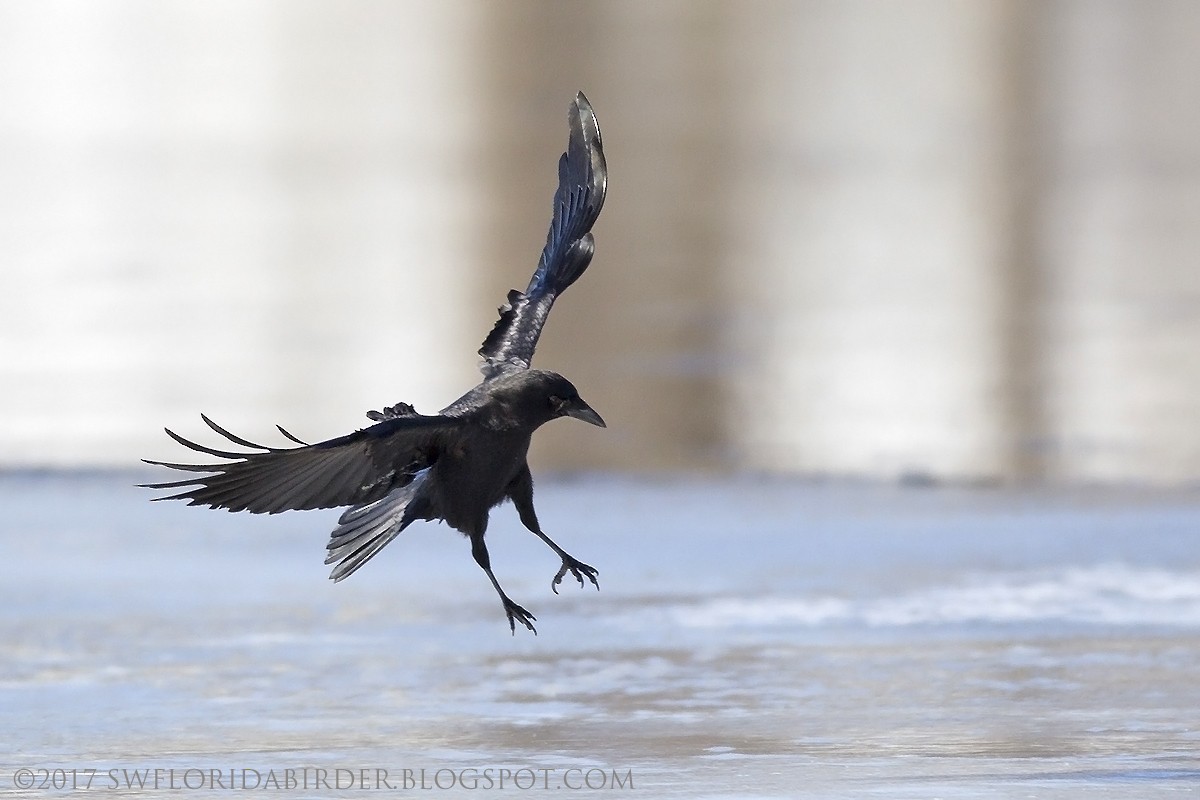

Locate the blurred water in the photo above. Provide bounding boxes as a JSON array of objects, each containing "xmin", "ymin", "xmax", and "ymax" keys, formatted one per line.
[{"xmin": 3, "ymin": 472, "xmax": 1199, "ymax": 798}]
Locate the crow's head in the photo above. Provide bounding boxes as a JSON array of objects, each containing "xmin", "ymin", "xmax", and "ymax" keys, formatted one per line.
[{"xmin": 495, "ymin": 369, "xmax": 606, "ymax": 430}]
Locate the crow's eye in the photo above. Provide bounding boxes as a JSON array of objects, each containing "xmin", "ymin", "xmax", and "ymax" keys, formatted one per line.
[{"xmin": 549, "ymin": 395, "xmax": 568, "ymax": 414}]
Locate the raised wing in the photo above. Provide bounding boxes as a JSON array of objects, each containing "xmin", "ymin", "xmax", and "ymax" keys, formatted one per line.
[
  {"xmin": 140, "ymin": 413, "xmax": 453, "ymax": 514},
  {"xmin": 478, "ymin": 91, "xmax": 607, "ymax": 379}
]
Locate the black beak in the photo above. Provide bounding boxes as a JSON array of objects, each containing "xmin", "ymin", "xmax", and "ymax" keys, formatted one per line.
[{"xmin": 565, "ymin": 398, "xmax": 606, "ymax": 428}]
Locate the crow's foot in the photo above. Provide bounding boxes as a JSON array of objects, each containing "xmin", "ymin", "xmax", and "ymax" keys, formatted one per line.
[
  {"xmin": 503, "ymin": 597, "xmax": 537, "ymax": 635},
  {"xmin": 553, "ymin": 556, "xmax": 600, "ymax": 594}
]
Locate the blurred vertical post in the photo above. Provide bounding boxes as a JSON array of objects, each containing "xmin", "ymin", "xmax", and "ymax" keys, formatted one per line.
[
  {"xmin": 0, "ymin": 2, "xmax": 486, "ymax": 465},
  {"xmin": 722, "ymin": 1, "xmax": 1025, "ymax": 481},
  {"xmin": 477, "ymin": 1, "xmax": 729, "ymax": 471},
  {"xmin": 993, "ymin": 1, "xmax": 1051, "ymax": 482},
  {"xmin": 252, "ymin": 2, "xmax": 487, "ymax": 423},
  {"xmin": 1036, "ymin": 1, "xmax": 1200, "ymax": 483}
]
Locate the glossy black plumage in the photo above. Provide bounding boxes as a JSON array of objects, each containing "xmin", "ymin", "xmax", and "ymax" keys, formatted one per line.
[
  {"xmin": 478, "ymin": 94, "xmax": 606, "ymax": 379},
  {"xmin": 143, "ymin": 93, "xmax": 608, "ymax": 634}
]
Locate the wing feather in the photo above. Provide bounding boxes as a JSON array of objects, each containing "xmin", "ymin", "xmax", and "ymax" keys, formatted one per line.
[
  {"xmin": 140, "ymin": 414, "xmax": 454, "ymax": 514},
  {"xmin": 276, "ymin": 425, "xmax": 309, "ymax": 446},
  {"xmin": 323, "ymin": 477, "xmax": 427, "ymax": 581},
  {"xmin": 478, "ymin": 91, "xmax": 607, "ymax": 378}
]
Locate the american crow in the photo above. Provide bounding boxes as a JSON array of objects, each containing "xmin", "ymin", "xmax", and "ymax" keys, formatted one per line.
[{"xmin": 143, "ymin": 92, "xmax": 608, "ymax": 634}]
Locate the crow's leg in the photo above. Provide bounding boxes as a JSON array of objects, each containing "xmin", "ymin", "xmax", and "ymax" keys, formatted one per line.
[
  {"xmin": 506, "ymin": 465, "xmax": 599, "ymax": 593},
  {"xmin": 471, "ymin": 534, "xmax": 536, "ymax": 635},
  {"xmin": 510, "ymin": 485, "xmax": 599, "ymax": 594}
]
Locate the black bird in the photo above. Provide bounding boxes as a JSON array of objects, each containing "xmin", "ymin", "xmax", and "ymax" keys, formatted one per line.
[{"xmin": 143, "ymin": 92, "xmax": 608, "ymax": 634}]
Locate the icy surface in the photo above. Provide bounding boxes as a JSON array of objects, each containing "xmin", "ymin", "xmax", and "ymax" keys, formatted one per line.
[{"xmin": 3, "ymin": 473, "xmax": 1199, "ymax": 797}]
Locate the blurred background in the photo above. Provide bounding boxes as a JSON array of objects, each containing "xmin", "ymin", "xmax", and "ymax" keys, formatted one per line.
[
  {"xmin": 1, "ymin": 0, "xmax": 1198, "ymax": 484},
  {"xmin": 5, "ymin": 6, "xmax": 1200, "ymax": 792}
]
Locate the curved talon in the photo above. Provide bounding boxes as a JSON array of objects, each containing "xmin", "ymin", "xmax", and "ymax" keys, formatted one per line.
[
  {"xmin": 504, "ymin": 598, "xmax": 537, "ymax": 635},
  {"xmin": 552, "ymin": 558, "xmax": 600, "ymax": 594}
]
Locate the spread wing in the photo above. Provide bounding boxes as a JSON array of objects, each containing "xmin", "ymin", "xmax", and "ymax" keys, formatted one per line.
[
  {"xmin": 140, "ymin": 413, "xmax": 453, "ymax": 514},
  {"xmin": 478, "ymin": 91, "xmax": 607, "ymax": 379}
]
